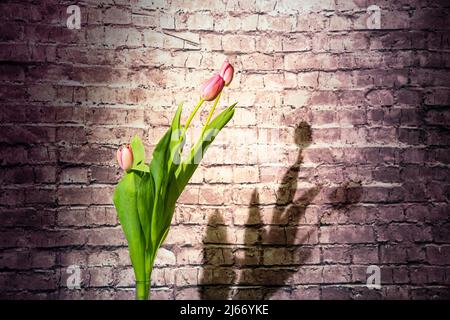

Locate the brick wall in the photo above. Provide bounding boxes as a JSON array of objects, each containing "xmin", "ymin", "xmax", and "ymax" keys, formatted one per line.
[{"xmin": 0, "ymin": 0, "xmax": 449, "ymax": 299}]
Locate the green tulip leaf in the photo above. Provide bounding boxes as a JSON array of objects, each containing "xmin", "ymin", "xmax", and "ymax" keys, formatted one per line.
[
  {"xmin": 175, "ymin": 102, "xmax": 236, "ymax": 195},
  {"xmin": 149, "ymin": 129, "xmax": 171, "ymax": 194},
  {"xmin": 137, "ymin": 172, "xmax": 154, "ymax": 251},
  {"xmin": 113, "ymin": 172, "xmax": 146, "ymax": 283},
  {"xmin": 149, "ymin": 127, "xmax": 172, "ymax": 251},
  {"xmin": 130, "ymin": 135, "xmax": 147, "ymax": 170},
  {"xmin": 168, "ymin": 102, "xmax": 184, "ymax": 175}
]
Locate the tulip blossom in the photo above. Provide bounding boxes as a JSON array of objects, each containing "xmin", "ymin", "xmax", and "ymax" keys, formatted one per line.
[
  {"xmin": 219, "ymin": 60, "xmax": 234, "ymax": 86},
  {"xmin": 116, "ymin": 145, "xmax": 133, "ymax": 171},
  {"xmin": 200, "ymin": 74, "xmax": 225, "ymax": 101}
]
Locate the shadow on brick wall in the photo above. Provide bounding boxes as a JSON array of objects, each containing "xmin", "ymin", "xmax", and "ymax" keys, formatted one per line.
[
  {"xmin": 200, "ymin": 122, "xmax": 323, "ymax": 299},
  {"xmin": 328, "ymin": 180, "xmax": 363, "ymax": 217}
]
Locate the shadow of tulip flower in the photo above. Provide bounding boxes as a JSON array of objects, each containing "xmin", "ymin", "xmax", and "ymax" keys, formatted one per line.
[{"xmin": 200, "ymin": 122, "xmax": 322, "ymax": 299}]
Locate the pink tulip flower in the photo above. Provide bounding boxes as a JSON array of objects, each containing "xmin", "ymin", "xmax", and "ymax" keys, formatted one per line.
[
  {"xmin": 117, "ymin": 144, "xmax": 133, "ymax": 171},
  {"xmin": 200, "ymin": 74, "xmax": 225, "ymax": 101},
  {"xmin": 219, "ymin": 60, "xmax": 234, "ymax": 86}
]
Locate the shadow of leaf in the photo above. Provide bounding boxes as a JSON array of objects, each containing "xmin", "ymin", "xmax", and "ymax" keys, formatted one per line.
[
  {"xmin": 328, "ymin": 180, "xmax": 363, "ymax": 210},
  {"xmin": 200, "ymin": 209, "xmax": 235, "ymax": 299},
  {"xmin": 200, "ymin": 122, "xmax": 325, "ymax": 299}
]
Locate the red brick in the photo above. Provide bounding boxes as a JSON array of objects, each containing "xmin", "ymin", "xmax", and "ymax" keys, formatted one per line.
[
  {"xmin": 427, "ymin": 246, "xmax": 450, "ymax": 266},
  {"xmin": 322, "ymin": 266, "xmax": 351, "ymax": 283},
  {"xmin": 320, "ymin": 225, "xmax": 376, "ymax": 244},
  {"xmin": 222, "ymin": 35, "xmax": 255, "ymax": 52},
  {"xmin": 104, "ymin": 7, "xmax": 131, "ymax": 25},
  {"xmin": 241, "ymin": 53, "xmax": 275, "ymax": 70},
  {"xmin": 186, "ymin": 12, "xmax": 214, "ymax": 30},
  {"xmin": 257, "ymin": 15, "xmax": 295, "ymax": 32}
]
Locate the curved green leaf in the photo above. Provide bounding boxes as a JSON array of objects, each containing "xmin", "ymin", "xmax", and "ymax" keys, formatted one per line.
[
  {"xmin": 130, "ymin": 135, "xmax": 146, "ymax": 168},
  {"xmin": 175, "ymin": 103, "xmax": 236, "ymax": 195},
  {"xmin": 168, "ymin": 102, "xmax": 184, "ymax": 172},
  {"xmin": 149, "ymin": 127, "xmax": 172, "ymax": 250},
  {"xmin": 113, "ymin": 172, "xmax": 146, "ymax": 282},
  {"xmin": 150, "ymin": 128, "xmax": 171, "ymax": 194},
  {"xmin": 137, "ymin": 172, "xmax": 154, "ymax": 251}
]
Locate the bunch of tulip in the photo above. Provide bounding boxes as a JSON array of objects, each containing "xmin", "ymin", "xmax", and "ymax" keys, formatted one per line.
[{"xmin": 113, "ymin": 61, "xmax": 235, "ymax": 300}]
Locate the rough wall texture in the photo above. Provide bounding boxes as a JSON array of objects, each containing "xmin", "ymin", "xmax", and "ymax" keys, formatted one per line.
[{"xmin": 0, "ymin": 0, "xmax": 449, "ymax": 300}]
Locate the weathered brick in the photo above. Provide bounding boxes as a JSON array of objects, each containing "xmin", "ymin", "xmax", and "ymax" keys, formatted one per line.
[
  {"xmin": 320, "ymin": 226, "xmax": 376, "ymax": 244},
  {"xmin": 186, "ymin": 12, "xmax": 214, "ymax": 30},
  {"xmin": 104, "ymin": 7, "xmax": 131, "ymax": 25},
  {"xmin": 427, "ymin": 246, "xmax": 450, "ymax": 266}
]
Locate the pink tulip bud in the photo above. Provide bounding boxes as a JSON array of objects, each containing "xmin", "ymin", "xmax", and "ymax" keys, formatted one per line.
[
  {"xmin": 200, "ymin": 74, "xmax": 225, "ymax": 101},
  {"xmin": 219, "ymin": 60, "xmax": 234, "ymax": 86},
  {"xmin": 117, "ymin": 144, "xmax": 133, "ymax": 171}
]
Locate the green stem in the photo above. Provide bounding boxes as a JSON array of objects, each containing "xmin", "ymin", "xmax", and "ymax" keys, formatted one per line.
[
  {"xmin": 136, "ymin": 280, "xmax": 149, "ymax": 300},
  {"xmin": 135, "ymin": 252, "xmax": 154, "ymax": 300},
  {"xmin": 183, "ymin": 98, "xmax": 205, "ymax": 134},
  {"xmin": 202, "ymin": 92, "xmax": 221, "ymax": 136}
]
